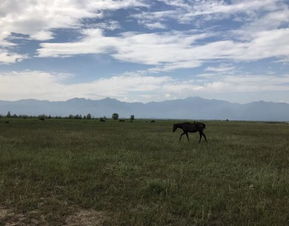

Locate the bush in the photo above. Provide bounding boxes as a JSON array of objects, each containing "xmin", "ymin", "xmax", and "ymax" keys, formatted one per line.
[{"xmin": 112, "ymin": 113, "xmax": 119, "ymax": 120}]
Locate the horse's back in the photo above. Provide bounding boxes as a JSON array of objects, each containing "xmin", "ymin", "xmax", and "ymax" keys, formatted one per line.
[
  {"xmin": 185, "ymin": 122, "xmax": 206, "ymax": 132},
  {"xmin": 175, "ymin": 122, "xmax": 206, "ymax": 131}
]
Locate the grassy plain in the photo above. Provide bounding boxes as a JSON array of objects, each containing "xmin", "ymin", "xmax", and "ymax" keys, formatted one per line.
[{"xmin": 0, "ymin": 118, "xmax": 289, "ymax": 225}]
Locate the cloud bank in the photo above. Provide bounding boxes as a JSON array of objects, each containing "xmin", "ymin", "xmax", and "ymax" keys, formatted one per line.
[{"xmin": 1, "ymin": 70, "xmax": 289, "ymax": 103}]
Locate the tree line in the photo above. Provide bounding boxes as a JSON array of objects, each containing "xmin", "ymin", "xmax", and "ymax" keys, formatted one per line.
[{"xmin": 1, "ymin": 111, "xmax": 135, "ymax": 122}]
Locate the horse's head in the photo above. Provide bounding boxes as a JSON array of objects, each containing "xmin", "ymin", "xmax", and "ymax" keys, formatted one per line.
[{"xmin": 172, "ymin": 124, "xmax": 178, "ymax": 132}]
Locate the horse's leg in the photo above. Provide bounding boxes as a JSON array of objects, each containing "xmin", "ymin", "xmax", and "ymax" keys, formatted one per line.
[
  {"xmin": 201, "ymin": 131, "xmax": 208, "ymax": 143},
  {"xmin": 179, "ymin": 132, "xmax": 185, "ymax": 141},
  {"xmin": 185, "ymin": 132, "xmax": 189, "ymax": 142},
  {"xmin": 198, "ymin": 131, "xmax": 202, "ymax": 143}
]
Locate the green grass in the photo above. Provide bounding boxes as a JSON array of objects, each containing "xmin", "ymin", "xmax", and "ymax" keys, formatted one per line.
[{"xmin": 0, "ymin": 118, "xmax": 289, "ymax": 225}]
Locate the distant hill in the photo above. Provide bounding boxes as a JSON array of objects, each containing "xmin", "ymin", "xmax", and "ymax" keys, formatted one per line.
[{"xmin": 0, "ymin": 97, "xmax": 289, "ymax": 121}]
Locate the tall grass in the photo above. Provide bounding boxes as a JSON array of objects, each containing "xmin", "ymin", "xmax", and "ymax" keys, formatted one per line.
[{"xmin": 0, "ymin": 119, "xmax": 289, "ymax": 225}]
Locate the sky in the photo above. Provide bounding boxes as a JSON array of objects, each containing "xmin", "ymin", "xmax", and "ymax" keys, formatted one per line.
[{"xmin": 0, "ymin": 0, "xmax": 289, "ymax": 103}]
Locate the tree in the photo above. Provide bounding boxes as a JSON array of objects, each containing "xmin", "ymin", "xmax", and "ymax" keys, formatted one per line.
[
  {"xmin": 38, "ymin": 114, "xmax": 46, "ymax": 121},
  {"xmin": 130, "ymin": 115, "xmax": 135, "ymax": 121},
  {"xmin": 112, "ymin": 113, "xmax": 119, "ymax": 120},
  {"xmin": 86, "ymin": 113, "xmax": 92, "ymax": 119},
  {"xmin": 6, "ymin": 111, "xmax": 11, "ymax": 118}
]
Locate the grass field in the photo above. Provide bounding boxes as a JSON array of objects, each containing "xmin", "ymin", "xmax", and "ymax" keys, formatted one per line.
[{"xmin": 0, "ymin": 118, "xmax": 289, "ymax": 225}]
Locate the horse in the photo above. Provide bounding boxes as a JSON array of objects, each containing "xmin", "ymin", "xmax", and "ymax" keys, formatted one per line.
[{"xmin": 173, "ymin": 121, "xmax": 207, "ymax": 143}]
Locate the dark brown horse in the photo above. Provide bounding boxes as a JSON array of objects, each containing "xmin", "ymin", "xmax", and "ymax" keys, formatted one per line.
[{"xmin": 173, "ymin": 122, "xmax": 207, "ymax": 143}]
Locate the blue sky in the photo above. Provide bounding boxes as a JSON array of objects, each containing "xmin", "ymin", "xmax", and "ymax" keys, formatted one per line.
[{"xmin": 0, "ymin": 0, "xmax": 289, "ymax": 103}]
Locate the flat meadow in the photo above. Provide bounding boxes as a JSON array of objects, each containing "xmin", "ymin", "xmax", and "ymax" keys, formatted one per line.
[{"xmin": 0, "ymin": 118, "xmax": 289, "ymax": 225}]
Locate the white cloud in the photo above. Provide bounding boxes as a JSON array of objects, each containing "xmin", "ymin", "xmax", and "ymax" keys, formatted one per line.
[
  {"xmin": 37, "ymin": 26, "xmax": 289, "ymax": 70},
  {"xmin": 205, "ymin": 65, "xmax": 235, "ymax": 73},
  {"xmin": 144, "ymin": 22, "xmax": 167, "ymax": 30},
  {"xmin": 179, "ymin": 0, "xmax": 278, "ymax": 18},
  {"xmin": 149, "ymin": 61, "xmax": 202, "ymax": 72},
  {"xmin": 0, "ymin": 0, "xmax": 146, "ymax": 42},
  {"xmin": 37, "ymin": 29, "xmax": 211, "ymax": 67},
  {"xmin": 235, "ymin": 28, "xmax": 289, "ymax": 60},
  {"xmin": 1, "ymin": 0, "xmax": 288, "ymax": 68},
  {"xmin": 30, "ymin": 31, "xmax": 54, "ymax": 41},
  {"xmin": 0, "ymin": 71, "xmax": 171, "ymax": 102},
  {"xmin": 1, "ymin": 70, "xmax": 289, "ymax": 103},
  {"xmin": 233, "ymin": 6, "xmax": 289, "ymax": 40},
  {"xmin": 0, "ymin": 49, "xmax": 27, "ymax": 64},
  {"xmin": 0, "ymin": 0, "xmax": 146, "ymax": 63},
  {"xmin": 134, "ymin": 0, "xmax": 281, "ymax": 26},
  {"xmin": 84, "ymin": 20, "xmax": 121, "ymax": 30}
]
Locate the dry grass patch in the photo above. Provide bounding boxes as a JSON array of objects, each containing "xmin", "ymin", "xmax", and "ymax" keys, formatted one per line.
[
  {"xmin": 0, "ymin": 204, "xmax": 108, "ymax": 226},
  {"xmin": 0, "ymin": 205, "xmax": 49, "ymax": 226},
  {"xmin": 0, "ymin": 205, "xmax": 12, "ymax": 220},
  {"xmin": 65, "ymin": 209, "xmax": 108, "ymax": 226}
]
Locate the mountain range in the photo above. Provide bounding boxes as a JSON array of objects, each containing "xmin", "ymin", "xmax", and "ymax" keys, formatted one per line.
[{"xmin": 0, "ymin": 97, "xmax": 289, "ymax": 121}]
